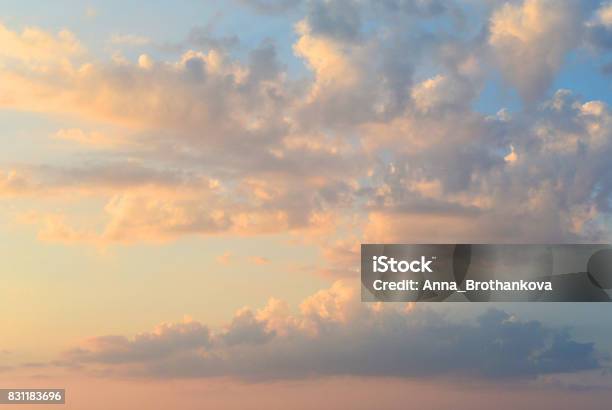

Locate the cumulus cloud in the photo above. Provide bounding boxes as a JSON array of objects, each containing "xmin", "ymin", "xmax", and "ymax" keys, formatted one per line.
[
  {"xmin": 599, "ymin": 2, "xmax": 612, "ymax": 25},
  {"xmin": 1, "ymin": 3, "xmax": 611, "ymax": 259},
  {"xmin": 0, "ymin": 23, "xmax": 83, "ymax": 64},
  {"xmin": 586, "ymin": 2, "xmax": 612, "ymax": 50},
  {"xmin": 0, "ymin": 24, "xmax": 361, "ymax": 243},
  {"xmin": 488, "ymin": 0, "xmax": 583, "ymax": 103},
  {"xmin": 3, "ymin": 159, "xmax": 353, "ymax": 244},
  {"xmin": 4, "ymin": 3, "xmax": 612, "ymax": 399},
  {"xmin": 359, "ymin": 88, "xmax": 612, "ymax": 244},
  {"xmin": 306, "ymin": 0, "xmax": 362, "ymax": 42},
  {"xmin": 220, "ymin": 308, "xmax": 275, "ymax": 346},
  {"xmin": 56, "ymin": 281, "xmax": 604, "ymax": 381},
  {"xmin": 411, "ymin": 74, "xmax": 475, "ymax": 113}
]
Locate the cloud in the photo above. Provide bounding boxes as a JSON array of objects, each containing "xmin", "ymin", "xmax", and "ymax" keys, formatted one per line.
[
  {"xmin": 56, "ymin": 281, "xmax": 604, "ymax": 381},
  {"xmin": 63, "ymin": 318, "xmax": 210, "ymax": 364},
  {"xmin": 586, "ymin": 2, "xmax": 612, "ymax": 50},
  {"xmin": 185, "ymin": 25, "xmax": 239, "ymax": 50},
  {"xmin": 2, "ymin": 162, "xmax": 202, "ymax": 198},
  {"xmin": 0, "ymin": 32, "xmax": 288, "ymax": 139},
  {"xmin": 3, "ymin": 160, "xmax": 351, "ymax": 244},
  {"xmin": 0, "ymin": 23, "xmax": 83, "ymax": 64},
  {"xmin": 306, "ymin": 0, "xmax": 362, "ymax": 42},
  {"xmin": 411, "ymin": 74, "xmax": 475, "ymax": 113},
  {"xmin": 291, "ymin": 16, "xmax": 418, "ymax": 127},
  {"xmin": 1, "ymin": 7, "xmax": 612, "ymax": 256},
  {"xmin": 293, "ymin": 20, "xmax": 360, "ymax": 93},
  {"xmin": 595, "ymin": 1, "xmax": 612, "ymax": 27},
  {"xmin": 488, "ymin": 0, "xmax": 583, "ymax": 103},
  {"xmin": 0, "ymin": 28, "xmax": 361, "ymax": 243},
  {"xmin": 3, "ymin": 3, "xmax": 612, "ymax": 400},
  {"xmin": 359, "ymin": 89, "xmax": 612, "ymax": 244},
  {"xmin": 220, "ymin": 308, "xmax": 275, "ymax": 346}
]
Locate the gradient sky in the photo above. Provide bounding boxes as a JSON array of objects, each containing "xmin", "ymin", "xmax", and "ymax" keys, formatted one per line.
[{"xmin": 2, "ymin": 0, "xmax": 612, "ymax": 408}]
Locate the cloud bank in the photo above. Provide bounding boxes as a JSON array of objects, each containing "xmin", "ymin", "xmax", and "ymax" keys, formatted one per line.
[
  {"xmin": 0, "ymin": 1, "xmax": 611, "ymax": 273},
  {"xmin": 56, "ymin": 281, "xmax": 604, "ymax": 381}
]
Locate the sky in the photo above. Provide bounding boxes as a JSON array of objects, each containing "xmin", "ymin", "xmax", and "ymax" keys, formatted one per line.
[{"xmin": 2, "ymin": 0, "xmax": 612, "ymax": 408}]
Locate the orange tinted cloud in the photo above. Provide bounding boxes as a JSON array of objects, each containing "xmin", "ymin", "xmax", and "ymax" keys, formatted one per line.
[{"xmin": 47, "ymin": 281, "xmax": 603, "ymax": 381}]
